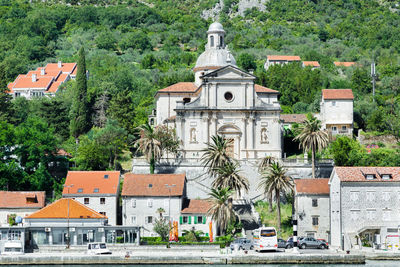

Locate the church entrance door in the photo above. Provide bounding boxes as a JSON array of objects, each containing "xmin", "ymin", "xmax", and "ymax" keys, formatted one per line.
[{"xmin": 218, "ymin": 124, "xmax": 242, "ymax": 160}]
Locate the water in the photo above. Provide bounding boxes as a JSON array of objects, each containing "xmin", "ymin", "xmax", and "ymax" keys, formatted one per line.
[{"xmin": 2, "ymin": 262, "xmax": 399, "ymax": 267}]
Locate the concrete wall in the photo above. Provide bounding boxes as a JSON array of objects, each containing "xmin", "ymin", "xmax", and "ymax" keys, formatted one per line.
[
  {"xmin": 296, "ymin": 195, "xmax": 330, "ymax": 240},
  {"xmin": 122, "ymin": 196, "xmax": 182, "ymax": 237}
]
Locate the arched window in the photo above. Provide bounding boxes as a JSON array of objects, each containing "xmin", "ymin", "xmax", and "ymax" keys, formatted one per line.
[
  {"xmin": 219, "ymin": 36, "xmax": 223, "ymax": 47},
  {"xmin": 210, "ymin": 36, "xmax": 214, "ymax": 47}
]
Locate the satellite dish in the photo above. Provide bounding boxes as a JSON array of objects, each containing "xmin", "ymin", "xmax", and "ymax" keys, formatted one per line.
[{"xmin": 15, "ymin": 216, "xmax": 22, "ymax": 223}]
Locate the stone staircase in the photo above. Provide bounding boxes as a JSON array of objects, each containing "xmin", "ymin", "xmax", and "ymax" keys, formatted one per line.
[{"xmin": 233, "ymin": 199, "xmax": 261, "ymax": 238}]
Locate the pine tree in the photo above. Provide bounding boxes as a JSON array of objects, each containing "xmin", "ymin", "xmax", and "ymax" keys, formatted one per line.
[{"xmin": 70, "ymin": 47, "xmax": 91, "ymax": 143}]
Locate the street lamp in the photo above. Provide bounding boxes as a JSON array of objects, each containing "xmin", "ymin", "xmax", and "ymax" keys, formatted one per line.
[{"xmin": 64, "ymin": 184, "xmax": 74, "ymax": 249}]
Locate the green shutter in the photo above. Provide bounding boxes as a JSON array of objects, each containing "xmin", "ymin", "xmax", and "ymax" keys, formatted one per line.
[
  {"xmin": 194, "ymin": 216, "xmax": 197, "ymax": 224},
  {"xmin": 205, "ymin": 233, "xmax": 209, "ymax": 237},
  {"xmin": 179, "ymin": 216, "xmax": 183, "ymax": 224},
  {"xmin": 188, "ymin": 216, "xmax": 191, "ymax": 224},
  {"xmin": 202, "ymin": 216, "xmax": 206, "ymax": 224}
]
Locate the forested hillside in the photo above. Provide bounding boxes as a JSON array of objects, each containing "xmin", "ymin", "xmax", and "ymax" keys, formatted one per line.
[{"xmin": 0, "ymin": 0, "xmax": 400, "ymax": 195}]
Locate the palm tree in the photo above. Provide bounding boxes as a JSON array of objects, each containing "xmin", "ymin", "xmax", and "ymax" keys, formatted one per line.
[
  {"xmin": 294, "ymin": 115, "xmax": 329, "ymax": 179},
  {"xmin": 134, "ymin": 123, "xmax": 161, "ymax": 174},
  {"xmin": 201, "ymin": 135, "xmax": 233, "ymax": 177},
  {"xmin": 207, "ymin": 187, "xmax": 236, "ymax": 236},
  {"xmin": 212, "ymin": 161, "xmax": 249, "ymax": 198},
  {"xmin": 156, "ymin": 207, "xmax": 165, "ymax": 219},
  {"xmin": 258, "ymin": 156, "xmax": 274, "ymax": 212},
  {"xmin": 258, "ymin": 161, "xmax": 293, "ymax": 232}
]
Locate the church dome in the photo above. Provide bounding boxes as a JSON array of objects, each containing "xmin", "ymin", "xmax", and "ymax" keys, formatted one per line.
[
  {"xmin": 208, "ymin": 22, "xmax": 225, "ymax": 33},
  {"xmin": 194, "ymin": 49, "xmax": 236, "ymax": 71}
]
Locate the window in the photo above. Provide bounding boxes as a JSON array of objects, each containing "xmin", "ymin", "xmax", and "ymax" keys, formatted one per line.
[
  {"xmin": 100, "ymin": 198, "xmax": 105, "ymax": 204},
  {"xmin": 312, "ymin": 216, "xmax": 319, "ymax": 226},
  {"xmin": 131, "ymin": 199, "xmax": 136, "ymax": 208},
  {"xmin": 331, "ymin": 126, "xmax": 337, "ymax": 132},
  {"xmin": 148, "ymin": 184, "xmax": 152, "ymax": 188},
  {"xmin": 183, "ymin": 98, "xmax": 191, "ymax": 104},
  {"xmin": 367, "ymin": 209, "xmax": 376, "ymax": 220},
  {"xmin": 366, "ymin": 191, "xmax": 375, "ymax": 201},
  {"xmin": 131, "ymin": 216, "xmax": 137, "ymax": 224},
  {"xmin": 183, "ymin": 216, "xmax": 188, "ymax": 224},
  {"xmin": 84, "ymin": 198, "xmax": 89, "ymax": 204},
  {"xmin": 104, "ymin": 174, "xmax": 109, "ymax": 179},
  {"xmin": 350, "ymin": 191, "xmax": 359, "ymax": 201},
  {"xmin": 342, "ymin": 125, "xmax": 347, "ymax": 131},
  {"xmin": 383, "ymin": 209, "xmax": 391, "ymax": 221},
  {"xmin": 147, "ymin": 199, "xmax": 153, "ymax": 208},
  {"xmin": 306, "ymin": 232, "xmax": 315, "ymax": 238},
  {"xmin": 15, "ymin": 92, "xmax": 21, "ymax": 97},
  {"xmin": 219, "ymin": 36, "xmax": 223, "ymax": 47},
  {"xmin": 224, "ymin": 92, "xmax": 233, "ymax": 101},
  {"xmin": 146, "ymin": 216, "xmax": 153, "ymax": 224},
  {"xmin": 382, "ymin": 191, "xmax": 390, "ymax": 201},
  {"xmin": 350, "ymin": 210, "xmax": 360, "ymax": 221},
  {"xmin": 382, "ymin": 174, "xmax": 392, "ymax": 180},
  {"xmin": 77, "ymin": 188, "xmax": 83, "ymax": 193},
  {"xmin": 197, "ymin": 216, "xmax": 203, "ymax": 224},
  {"xmin": 365, "ymin": 174, "xmax": 376, "ymax": 180},
  {"xmin": 312, "ymin": 199, "xmax": 318, "ymax": 207},
  {"xmin": 332, "ymin": 101, "xmax": 336, "ymax": 106},
  {"xmin": 210, "ymin": 35, "xmax": 214, "ymax": 47},
  {"xmin": 93, "ymin": 188, "xmax": 99, "ymax": 193},
  {"xmin": 99, "ymin": 212, "xmax": 106, "ymax": 216}
]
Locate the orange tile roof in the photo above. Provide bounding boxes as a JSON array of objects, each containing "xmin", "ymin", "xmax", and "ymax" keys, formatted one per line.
[
  {"xmin": 122, "ymin": 173, "xmax": 186, "ymax": 197},
  {"xmin": 63, "ymin": 171, "xmax": 120, "ymax": 195},
  {"xmin": 334, "ymin": 62, "xmax": 356, "ymax": 67},
  {"xmin": 157, "ymin": 82, "xmax": 199, "ymax": 94},
  {"xmin": 27, "ymin": 70, "xmax": 61, "ymax": 79},
  {"xmin": 302, "ymin": 61, "xmax": 320, "ymax": 67},
  {"xmin": 56, "ymin": 73, "xmax": 69, "ymax": 82},
  {"xmin": 0, "ymin": 191, "xmax": 45, "ymax": 209},
  {"xmin": 181, "ymin": 199, "xmax": 212, "ymax": 214},
  {"xmin": 267, "ymin": 55, "xmax": 301, "ymax": 61},
  {"xmin": 255, "ymin": 84, "xmax": 279, "ymax": 93},
  {"xmin": 322, "ymin": 89, "xmax": 354, "ymax": 100},
  {"xmin": 334, "ymin": 167, "xmax": 400, "ymax": 182},
  {"xmin": 47, "ymin": 81, "xmax": 62, "ymax": 93},
  {"xmin": 45, "ymin": 62, "xmax": 77, "ymax": 74},
  {"xmin": 25, "ymin": 198, "xmax": 107, "ymax": 219},
  {"xmin": 12, "ymin": 76, "xmax": 53, "ymax": 89},
  {"xmin": 295, "ymin": 179, "xmax": 330, "ymax": 195},
  {"xmin": 280, "ymin": 114, "xmax": 307, "ymax": 123}
]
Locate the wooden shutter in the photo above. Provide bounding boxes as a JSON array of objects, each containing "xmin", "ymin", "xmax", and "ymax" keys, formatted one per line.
[
  {"xmin": 188, "ymin": 216, "xmax": 191, "ymax": 224},
  {"xmin": 194, "ymin": 216, "xmax": 198, "ymax": 224},
  {"xmin": 179, "ymin": 216, "xmax": 183, "ymax": 224},
  {"xmin": 202, "ymin": 216, "xmax": 206, "ymax": 224}
]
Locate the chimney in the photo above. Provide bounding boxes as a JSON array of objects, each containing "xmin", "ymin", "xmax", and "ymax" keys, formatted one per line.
[
  {"xmin": 32, "ymin": 74, "xmax": 37, "ymax": 82},
  {"xmin": 40, "ymin": 68, "xmax": 45, "ymax": 76},
  {"xmin": 58, "ymin": 61, "xmax": 62, "ymax": 68}
]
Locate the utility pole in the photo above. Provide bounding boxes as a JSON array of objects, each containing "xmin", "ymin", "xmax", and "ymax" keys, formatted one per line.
[
  {"xmin": 165, "ymin": 184, "xmax": 176, "ymax": 245},
  {"xmin": 64, "ymin": 184, "xmax": 74, "ymax": 249},
  {"xmin": 371, "ymin": 61, "xmax": 376, "ymax": 101}
]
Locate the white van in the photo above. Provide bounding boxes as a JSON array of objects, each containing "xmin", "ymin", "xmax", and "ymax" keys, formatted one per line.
[
  {"xmin": 87, "ymin": 242, "xmax": 112, "ymax": 255},
  {"xmin": 253, "ymin": 227, "xmax": 278, "ymax": 252},
  {"xmin": 2, "ymin": 242, "xmax": 24, "ymax": 255}
]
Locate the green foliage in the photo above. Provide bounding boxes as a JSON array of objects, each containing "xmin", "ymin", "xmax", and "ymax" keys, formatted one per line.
[
  {"xmin": 237, "ymin": 53, "xmax": 257, "ymax": 72},
  {"xmin": 8, "ymin": 214, "xmax": 17, "ymax": 226},
  {"xmin": 328, "ymin": 136, "xmax": 364, "ymax": 166},
  {"xmin": 153, "ymin": 218, "xmax": 171, "ymax": 242}
]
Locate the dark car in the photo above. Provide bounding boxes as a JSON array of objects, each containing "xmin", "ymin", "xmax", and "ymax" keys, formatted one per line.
[
  {"xmin": 277, "ymin": 238, "xmax": 286, "ymax": 248},
  {"xmin": 285, "ymin": 236, "xmax": 304, "ymax": 249},
  {"xmin": 299, "ymin": 237, "xmax": 328, "ymax": 249}
]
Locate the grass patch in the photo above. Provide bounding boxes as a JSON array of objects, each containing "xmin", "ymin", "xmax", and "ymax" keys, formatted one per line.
[
  {"xmin": 119, "ymin": 150, "xmax": 133, "ymax": 171},
  {"xmin": 255, "ymin": 201, "xmax": 293, "ymax": 240}
]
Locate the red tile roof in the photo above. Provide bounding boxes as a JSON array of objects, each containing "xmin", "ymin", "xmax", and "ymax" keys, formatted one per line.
[
  {"xmin": 181, "ymin": 199, "xmax": 212, "ymax": 214},
  {"xmin": 122, "ymin": 173, "xmax": 186, "ymax": 197},
  {"xmin": 63, "ymin": 171, "xmax": 120, "ymax": 195},
  {"xmin": 45, "ymin": 62, "xmax": 77, "ymax": 74},
  {"xmin": 47, "ymin": 81, "xmax": 62, "ymax": 93},
  {"xmin": 157, "ymin": 82, "xmax": 199, "ymax": 94},
  {"xmin": 303, "ymin": 61, "xmax": 320, "ymax": 67},
  {"xmin": 334, "ymin": 167, "xmax": 400, "ymax": 182},
  {"xmin": 255, "ymin": 84, "xmax": 279, "ymax": 93},
  {"xmin": 280, "ymin": 114, "xmax": 307, "ymax": 123},
  {"xmin": 334, "ymin": 62, "xmax": 356, "ymax": 67},
  {"xmin": 267, "ymin": 55, "xmax": 301, "ymax": 61},
  {"xmin": 56, "ymin": 73, "xmax": 69, "ymax": 82},
  {"xmin": 25, "ymin": 198, "xmax": 106, "ymax": 219},
  {"xmin": 295, "ymin": 179, "xmax": 330, "ymax": 195},
  {"xmin": 322, "ymin": 89, "xmax": 354, "ymax": 100},
  {"xmin": 0, "ymin": 191, "xmax": 45, "ymax": 209},
  {"xmin": 12, "ymin": 76, "xmax": 53, "ymax": 89}
]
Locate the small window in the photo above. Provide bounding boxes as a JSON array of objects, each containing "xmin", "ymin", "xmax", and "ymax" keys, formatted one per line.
[
  {"xmin": 77, "ymin": 188, "xmax": 83, "ymax": 193},
  {"xmin": 146, "ymin": 216, "xmax": 153, "ymax": 224},
  {"xmin": 366, "ymin": 174, "xmax": 376, "ymax": 180},
  {"xmin": 332, "ymin": 101, "xmax": 336, "ymax": 106},
  {"xmin": 183, "ymin": 98, "xmax": 191, "ymax": 104},
  {"xmin": 93, "ymin": 188, "xmax": 99, "ymax": 193},
  {"xmin": 224, "ymin": 92, "xmax": 233, "ymax": 101},
  {"xmin": 131, "ymin": 199, "xmax": 136, "ymax": 208},
  {"xmin": 131, "ymin": 216, "xmax": 136, "ymax": 224},
  {"xmin": 342, "ymin": 125, "xmax": 347, "ymax": 131},
  {"xmin": 84, "ymin": 198, "xmax": 89, "ymax": 205},
  {"xmin": 183, "ymin": 216, "xmax": 188, "ymax": 224},
  {"xmin": 331, "ymin": 126, "xmax": 337, "ymax": 132},
  {"xmin": 148, "ymin": 184, "xmax": 152, "ymax": 188},
  {"xmin": 15, "ymin": 92, "xmax": 21, "ymax": 97},
  {"xmin": 104, "ymin": 174, "xmax": 109, "ymax": 179},
  {"xmin": 197, "ymin": 216, "xmax": 203, "ymax": 224},
  {"xmin": 219, "ymin": 36, "xmax": 223, "ymax": 47},
  {"xmin": 312, "ymin": 217, "xmax": 319, "ymax": 226},
  {"xmin": 312, "ymin": 199, "xmax": 318, "ymax": 207},
  {"xmin": 210, "ymin": 35, "xmax": 214, "ymax": 47},
  {"xmin": 100, "ymin": 198, "xmax": 105, "ymax": 204},
  {"xmin": 147, "ymin": 199, "xmax": 153, "ymax": 208},
  {"xmin": 381, "ymin": 174, "xmax": 392, "ymax": 180}
]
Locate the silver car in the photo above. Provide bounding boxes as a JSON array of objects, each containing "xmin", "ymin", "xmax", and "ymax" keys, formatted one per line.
[{"xmin": 230, "ymin": 238, "xmax": 254, "ymax": 251}]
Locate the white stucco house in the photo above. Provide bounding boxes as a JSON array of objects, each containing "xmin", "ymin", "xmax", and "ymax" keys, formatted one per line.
[
  {"xmin": 0, "ymin": 191, "xmax": 45, "ymax": 226},
  {"xmin": 320, "ymin": 89, "xmax": 354, "ymax": 138},
  {"xmin": 264, "ymin": 55, "xmax": 301, "ymax": 70},
  {"xmin": 63, "ymin": 171, "xmax": 121, "ymax": 226},
  {"xmin": 329, "ymin": 167, "xmax": 400, "ymax": 250},
  {"xmin": 153, "ymin": 22, "xmax": 282, "ymax": 160},
  {"xmin": 295, "ymin": 179, "xmax": 330, "ymax": 242},
  {"xmin": 180, "ymin": 199, "xmax": 216, "ymax": 238}
]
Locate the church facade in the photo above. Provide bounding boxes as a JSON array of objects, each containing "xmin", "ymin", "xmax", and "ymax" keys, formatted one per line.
[{"xmin": 153, "ymin": 22, "xmax": 282, "ymax": 160}]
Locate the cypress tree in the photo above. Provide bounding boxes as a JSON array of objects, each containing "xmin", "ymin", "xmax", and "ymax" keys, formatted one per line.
[{"xmin": 70, "ymin": 47, "xmax": 91, "ymax": 143}]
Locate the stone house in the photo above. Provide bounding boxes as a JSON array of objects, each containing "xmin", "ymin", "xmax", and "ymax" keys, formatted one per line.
[
  {"xmin": 62, "ymin": 171, "xmax": 121, "ymax": 225},
  {"xmin": 295, "ymin": 179, "xmax": 330, "ymax": 241},
  {"xmin": 320, "ymin": 89, "xmax": 354, "ymax": 138},
  {"xmin": 329, "ymin": 167, "xmax": 400, "ymax": 250},
  {"xmin": 122, "ymin": 173, "xmax": 186, "ymax": 237},
  {"xmin": 0, "ymin": 191, "xmax": 45, "ymax": 226},
  {"xmin": 264, "ymin": 55, "xmax": 301, "ymax": 70}
]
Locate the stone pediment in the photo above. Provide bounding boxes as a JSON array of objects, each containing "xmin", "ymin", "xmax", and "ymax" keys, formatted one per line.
[{"xmin": 201, "ymin": 65, "xmax": 255, "ymax": 80}]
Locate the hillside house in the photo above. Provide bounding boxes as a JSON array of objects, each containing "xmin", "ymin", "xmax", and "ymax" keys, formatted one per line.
[
  {"xmin": 302, "ymin": 61, "xmax": 320, "ymax": 70},
  {"xmin": 333, "ymin": 62, "xmax": 356, "ymax": 67},
  {"xmin": 264, "ymin": 55, "xmax": 301, "ymax": 70}
]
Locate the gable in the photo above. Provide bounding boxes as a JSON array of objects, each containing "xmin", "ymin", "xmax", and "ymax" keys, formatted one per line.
[{"xmin": 201, "ymin": 65, "xmax": 255, "ymax": 80}]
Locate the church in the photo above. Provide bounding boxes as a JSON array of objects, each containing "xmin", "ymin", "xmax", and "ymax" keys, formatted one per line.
[{"xmin": 151, "ymin": 22, "xmax": 282, "ymax": 160}]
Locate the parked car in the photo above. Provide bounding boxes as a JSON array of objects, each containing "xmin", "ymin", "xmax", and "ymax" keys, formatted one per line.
[
  {"xmin": 318, "ymin": 239, "xmax": 329, "ymax": 248},
  {"xmin": 87, "ymin": 242, "xmax": 112, "ymax": 255},
  {"xmin": 285, "ymin": 236, "xmax": 304, "ymax": 249},
  {"xmin": 277, "ymin": 238, "xmax": 287, "ymax": 248},
  {"xmin": 299, "ymin": 237, "xmax": 328, "ymax": 249},
  {"xmin": 230, "ymin": 238, "xmax": 254, "ymax": 251}
]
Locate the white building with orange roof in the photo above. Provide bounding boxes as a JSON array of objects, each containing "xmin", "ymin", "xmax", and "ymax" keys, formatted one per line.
[
  {"xmin": 180, "ymin": 199, "xmax": 216, "ymax": 238},
  {"xmin": 264, "ymin": 55, "xmax": 301, "ymax": 70},
  {"xmin": 7, "ymin": 61, "xmax": 76, "ymax": 99},
  {"xmin": 62, "ymin": 171, "xmax": 121, "ymax": 226},
  {"xmin": 302, "ymin": 61, "xmax": 320, "ymax": 70},
  {"xmin": 329, "ymin": 167, "xmax": 400, "ymax": 250},
  {"xmin": 333, "ymin": 61, "xmax": 356, "ymax": 67}
]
